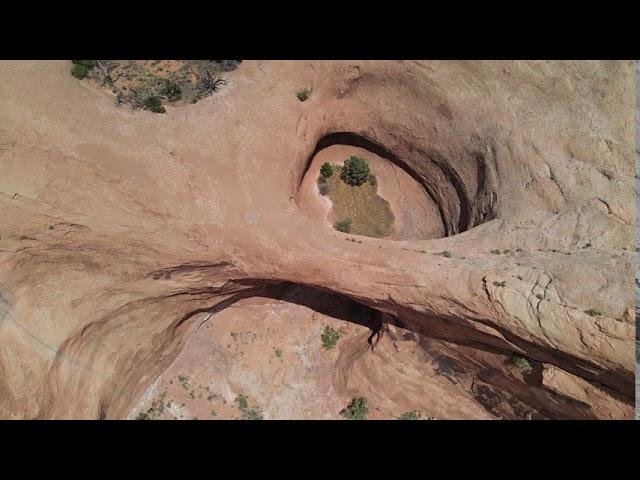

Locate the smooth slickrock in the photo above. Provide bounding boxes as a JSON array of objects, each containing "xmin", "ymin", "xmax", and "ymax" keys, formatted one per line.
[{"xmin": 0, "ymin": 60, "xmax": 634, "ymax": 419}]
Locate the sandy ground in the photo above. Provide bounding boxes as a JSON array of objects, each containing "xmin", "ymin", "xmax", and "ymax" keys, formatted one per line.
[
  {"xmin": 128, "ymin": 297, "xmax": 368, "ymax": 420},
  {"xmin": 128, "ymin": 295, "xmax": 501, "ymax": 420}
]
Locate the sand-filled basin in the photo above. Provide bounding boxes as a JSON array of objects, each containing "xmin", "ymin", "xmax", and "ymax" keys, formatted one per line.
[{"xmin": 299, "ymin": 144, "xmax": 445, "ymax": 240}]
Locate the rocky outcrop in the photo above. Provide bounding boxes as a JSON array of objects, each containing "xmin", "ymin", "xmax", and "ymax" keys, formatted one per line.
[{"xmin": 0, "ymin": 60, "xmax": 634, "ymax": 419}]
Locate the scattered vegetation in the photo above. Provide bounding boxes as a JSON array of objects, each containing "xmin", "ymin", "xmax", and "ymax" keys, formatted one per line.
[
  {"xmin": 235, "ymin": 394, "xmax": 263, "ymax": 420},
  {"xmin": 340, "ymin": 156, "xmax": 371, "ymax": 186},
  {"xmin": 492, "ymin": 280, "xmax": 506, "ymax": 287},
  {"xmin": 490, "ymin": 249, "xmax": 501, "ymax": 254},
  {"xmin": 334, "ymin": 218, "xmax": 352, "ymax": 233},
  {"xmin": 160, "ymin": 79, "xmax": 182, "ymax": 102},
  {"xmin": 320, "ymin": 162, "xmax": 334, "ymax": 178},
  {"xmin": 274, "ymin": 348, "xmax": 283, "ymax": 358},
  {"xmin": 511, "ymin": 354, "xmax": 532, "ymax": 373},
  {"xmin": 340, "ymin": 397, "xmax": 369, "ymax": 420},
  {"xmin": 70, "ymin": 60, "xmax": 95, "ymax": 79},
  {"xmin": 321, "ymin": 325, "xmax": 341, "ymax": 350},
  {"xmin": 70, "ymin": 60, "xmax": 241, "ymax": 113},
  {"xmin": 296, "ymin": 87, "xmax": 312, "ymax": 102},
  {"xmin": 177, "ymin": 375, "xmax": 189, "ymax": 390},
  {"xmin": 441, "ymin": 251, "xmax": 452, "ymax": 258},
  {"xmin": 143, "ymin": 95, "xmax": 165, "ymax": 113},
  {"xmin": 135, "ymin": 392, "xmax": 166, "ymax": 420},
  {"xmin": 397, "ymin": 410, "xmax": 422, "ymax": 420},
  {"xmin": 585, "ymin": 309, "xmax": 602, "ymax": 317}
]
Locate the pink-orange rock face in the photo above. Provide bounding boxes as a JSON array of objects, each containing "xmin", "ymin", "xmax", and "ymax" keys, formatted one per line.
[{"xmin": 0, "ymin": 60, "xmax": 634, "ymax": 419}]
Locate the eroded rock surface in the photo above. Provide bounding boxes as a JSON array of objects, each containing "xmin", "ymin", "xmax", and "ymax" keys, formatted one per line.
[{"xmin": 0, "ymin": 60, "xmax": 634, "ymax": 419}]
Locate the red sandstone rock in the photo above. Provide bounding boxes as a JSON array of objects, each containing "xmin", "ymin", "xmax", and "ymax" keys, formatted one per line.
[{"xmin": 0, "ymin": 60, "xmax": 634, "ymax": 419}]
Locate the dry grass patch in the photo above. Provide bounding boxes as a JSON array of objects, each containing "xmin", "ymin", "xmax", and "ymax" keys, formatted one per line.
[{"xmin": 324, "ymin": 165, "xmax": 394, "ymax": 238}]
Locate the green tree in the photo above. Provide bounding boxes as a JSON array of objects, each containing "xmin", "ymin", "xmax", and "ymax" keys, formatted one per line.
[
  {"xmin": 320, "ymin": 162, "xmax": 333, "ymax": 178},
  {"xmin": 340, "ymin": 156, "xmax": 370, "ymax": 186}
]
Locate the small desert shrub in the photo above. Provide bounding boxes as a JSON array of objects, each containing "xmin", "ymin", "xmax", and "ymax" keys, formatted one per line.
[
  {"xmin": 296, "ymin": 88, "xmax": 312, "ymax": 101},
  {"xmin": 321, "ymin": 325, "xmax": 341, "ymax": 350},
  {"xmin": 320, "ymin": 162, "xmax": 333, "ymax": 178},
  {"xmin": 585, "ymin": 309, "xmax": 601, "ymax": 317},
  {"xmin": 492, "ymin": 280, "xmax": 506, "ymax": 287},
  {"xmin": 368, "ymin": 174, "xmax": 377, "ymax": 186},
  {"xmin": 398, "ymin": 410, "xmax": 422, "ymax": 420},
  {"xmin": 334, "ymin": 219, "xmax": 352, "ymax": 233},
  {"xmin": 274, "ymin": 349, "xmax": 283, "ymax": 358},
  {"xmin": 490, "ymin": 249, "xmax": 501, "ymax": 255},
  {"xmin": 160, "ymin": 79, "xmax": 182, "ymax": 102},
  {"xmin": 143, "ymin": 95, "xmax": 165, "ymax": 113},
  {"xmin": 319, "ymin": 183, "xmax": 330, "ymax": 196},
  {"xmin": 72, "ymin": 60, "xmax": 97, "ymax": 68},
  {"xmin": 235, "ymin": 394, "xmax": 263, "ymax": 420},
  {"xmin": 215, "ymin": 60, "xmax": 242, "ymax": 72},
  {"xmin": 70, "ymin": 60, "xmax": 97, "ymax": 79},
  {"xmin": 535, "ymin": 293, "xmax": 543, "ymax": 300},
  {"xmin": 177, "ymin": 375, "xmax": 189, "ymax": 389},
  {"xmin": 442, "ymin": 251, "xmax": 452, "ymax": 258},
  {"xmin": 71, "ymin": 63, "xmax": 90, "ymax": 79},
  {"xmin": 340, "ymin": 397, "xmax": 369, "ymax": 420},
  {"xmin": 511, "ymin": 354, "xmax": 532, "ymax": 372},
  {"xmin": 340, "ymin": 156, "xmax": 370, "ymax": 186},
  {"xmin": 135, "ymin": 394, "xmax": 166, "ymax": 420}
]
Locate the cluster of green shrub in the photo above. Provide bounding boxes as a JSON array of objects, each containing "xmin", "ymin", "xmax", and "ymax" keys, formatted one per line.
[
  {"xmin": 511, "ymin": 354, "xmax": 532, "ymax": 372},
  {"xmin": 122, "ymin": 76, "xmax": 189, "ymax": 114},
  {"xmin": 235, "ymin": 394, "xmax": 263, "ymax": 420},
  {"xmin": 340, "ymin": 397, "xmax": 369, "ymax": 420},
  {"xmin": 70, "ymin": 60, "xmax": 97, "ymax": 80},
  {"xmin": 296, "ymin": 87, "xmax": 312, "ymax": 101},
  {"xmin": 135, "ymin": 392, "xmax": 167, "ymax": 420},
  {"xmin": 317, "ymin": 156, "xmax": 373, "ymax": 189},
  {"xmin": 71, "ymin": 60, "xmax": 242, "ymax": 114},
  {"xmin": 334, "ymin": 219, "xmax": 352, "ymax": 233},
  {"xmin": 397, "ymin": 410, "xmax": 422, "ymax": 420},
  {"xmin": 321, "ymin": 325, "xmax": 341, "ymax": 350}
]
